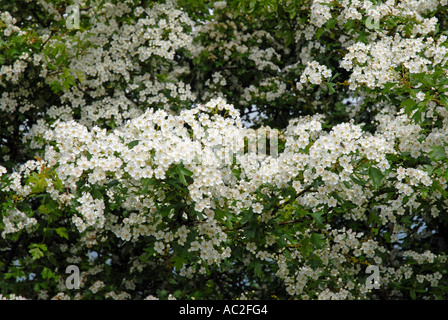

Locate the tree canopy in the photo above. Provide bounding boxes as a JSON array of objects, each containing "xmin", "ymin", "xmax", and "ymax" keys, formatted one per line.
[{"xmin": 1, "ymin": 0, "xmax": 448, "ymax": 300}]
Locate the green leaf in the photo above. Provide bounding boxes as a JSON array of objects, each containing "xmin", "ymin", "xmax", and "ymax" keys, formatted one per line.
[
  {"xmin": 327, "ymin": 82, "xmax": 336, "ymax": 95},
  {"xmin": 91, "ymin": 185, "xmax": 103, "ymax": 199},
  {"xmin": 28, "ymin": 172, "xmax": 48, "ymax": 193},
  {"xmin": 316, "ymin": 27, "xmax": 324, "ymax": 40},
  {"xmin": 47, "ymin": 63, "xmax": 57, "ymax": 71},
  {"xmin": 38, "ymin": 204, "xmax": 50, "ymax": 215},
  {"xmin": 127, "ymin": 140, "xmax": 140, "ymax": 149},
  {"xmin": 433, "ymin": 181, "xmax": 448, "ymax": 199},
  {"xmin": 310, "ymin": 232, "xmax": 326, "ymax": 249},
  {"xmin": 29, "ymin": 244, "xmax": 47, "ymax": 260},
  {"xmin": 179, "ymin": 165, "xmax": 193, "ymax": 177},
  {"xmin": 30, "ymin": 249, "xmax": 45, "ymax": 261},
  {"xmin": 344, "ymin": 20, "xmax": 355, "ymax": 32},
  {"xmin": 177, "ymin": 166, "xmax": 188, "ymax": 186},
  {"xmin": 325, "ymin": 17, "xmax": 338, "ymax": 30},
  {"xmin": 438, "ymin": 94, "xmax": 448, "ymax": 108},
  {"xmin": 75, "ymin": 70, "xmax": 85, "ymax": 83},
  {"xmin": 195, "ymin": 209, "xmax": 205, "ymax": 220},
  {"xmin": 171, "ymin": 255, "xmax": 187, "ymax": 271},
  {"xmin": 310, "ymin": 211, "xmax": 324, "ymax": 227},
  {"xmin": 253, "ymin": 262, "xmax": 263, "ymax": 278},
  {"xmin": 62, "ymin": 76, "xmax": 76, "ymax": 90},
  {"xmin": 232, "ymin": 168, "xmax": 241, "ymax": 179},
  {"xmin": 368, "ymin": 166, "xmax": 384, "ymax": 189},
  {"xmin": 174, "ymin": 164, "xmax": 193, "ymax": 187},
  {"xmin": 422, "ymin": 164, "xmax": 433, "ymax": 175},
  {"xmin": 241, "ymin": 210, "xmax": 254, "ymax": 225},
  {"xmin": 55, "ymin": 227, "xmax": 69, "ymax": 240},
  {"xmin": 300, "ymin": 237, "xmax": 312, "ymax": 258},
  {"xmin": 244, "ymin": 226, "xmax": 256, "ymax": 239},
  {"xmin": 411, "ymin": 108, "xmax": 422, "ymax": 123},
  {"xmin": 429, "ymin": 145, "xmax": 446, "ymax": 161},
  {"xmin": 382, "ymin": 82, "xmax": 397, "ymax": 93},
  {"xmin": 401, "ymin": 98, "xmax": 417, "ymax": 114},
  {"xmin": 42, "ymin": 267, "xmax": 57, "ymax": 280},
  {"xmin": 141, "ymin": 178, "xmax": 156, "ymax": 193},
  {"xmin": 350, "ymin": 174, "xmax": 367, "ymax": 186},
  {"xmin": 53, "ymin": 176, "xmax": 64, "ymax": 192},
  {"xmin": 143, "ymin": 246, "xmax": 156, "ymax": 256}
]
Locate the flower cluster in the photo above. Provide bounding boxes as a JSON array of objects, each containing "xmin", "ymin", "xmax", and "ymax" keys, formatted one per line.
[
  {"xmin": 341, "ymin": 34, "xmax": 448, "ymax": 90},
  {"xmin": 1, "ymin": 208, "xmax": 37, "ymax": 238},
  {"xmin": 3, "ymin": 92, "xmax": 446, "ymax": 299},
  {"xmin": 300, "ymin": 61, "xmax": 333, "ymax": 85}
]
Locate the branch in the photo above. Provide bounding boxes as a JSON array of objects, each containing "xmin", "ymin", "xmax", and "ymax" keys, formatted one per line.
[
  {"xmin": 39, "ymin": 29, "xmax": 55, "ymax": 52},
  {"xmin": 278, "ymin": 218, "xmax": 303, "ymax": 226}
]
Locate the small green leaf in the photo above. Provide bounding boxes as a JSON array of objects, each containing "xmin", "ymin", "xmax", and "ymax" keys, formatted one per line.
[
  {"xmin": 411, "ymin": 108, "xmax": 422, "ymax": 123},
  {"xmin": 300, "ymin": 237, "xmax": 312, "ymax": 258},
  {"xmin": 351, "ymin": 174, "xmax": 367, "ymax": 186},
  {"xmin": 368, "ymin": 166, "xmax": 384, "ymax": 189},
  {"xmin": 29, "ymin": 243, "xmax": 47, "ymax": 260},
  {"xmin": 325, "ymin": 17, "xmax": 338, "ymax": 30},
  {"xmin": 55, "ymin": 227, "xmax": 69, "ymax": 240},
  {"xmin": 382, "ymin": 82, "xmax": 396, "ymax": 93},
  {"xmin": 438, "ymin": 94, "xmax": 448, "ymax": 108},
  {"xmin": 383, "ymin": 232, "xmax": 391, "ymax": 243},
  {"xmin": 401, "ymin": 98, "xmax": 417, "ymax": 114},
  {"xmin": 327, "ymin": 82, "xmax": 336, "ymax": 94},
  {"xmin": 127, "ymin": 140, "xmax": 140, "ymax": 149},
  {"xmin": 316, "ymin": 27, "xmax": 324, "ymax": 39},
  {"xmin": 171, "ymin": 255, "xmax": 187, "ymax": 271},
  {"xmin": 244, "ymin": 226, "xmax": 256, "ymax": 239},
  {"xmin": 42, "ymin": 267, "xmax": 57, "ymax": 280},
  {"xmin": 429, "ymin": 145, "xmax": 446, "ymax": 161},
  {"xmin": 176, "ymin": 165, "xmax": 188, "ymax": 186},
  {"xmin": 28, "ymin": 172, "xmax": 48, "ymax": 193},
  {"xmin": 253, "ymin": 262, "xmax": 263, "ymax": 278},
  {"xmin": 47, "ymin": 63, "xmax": 57, "ymax": 71},
  {"xmin": 241, "ymin": 210, "xmax": 254, "ymax": 225},
  {"xmin": 53, "ymin": 176, "xmax": 64, "ymax": 191},
  {"xmin": 91, "ymin": 186, "xmax": 103, "ymax": 200},
  {"xmin": 310, "ymin": 211, "xmax": 324, "ymax": 227},
  {"xmin": 38, "ymin": 204, "xmax": 50, "ymax": 215},
  {"xmin": 141, "ymin": 178, "xmax": 156, "ymax": 193},
  {"xmin": 310, "ymin": 233, "xmax": 326, "ymax": 249},
  {"xmin": 75, "ymin": 70, "xmax": 85, "ymax": 83},
  {"xmin": 180, "ymin": 166, "xmax": 193, "ymax": 177}
]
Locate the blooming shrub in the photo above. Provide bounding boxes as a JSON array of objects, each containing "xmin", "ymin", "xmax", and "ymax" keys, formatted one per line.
[{"xmin": 0, "ymin": 0, "xmax": 447, "ymax": 300}]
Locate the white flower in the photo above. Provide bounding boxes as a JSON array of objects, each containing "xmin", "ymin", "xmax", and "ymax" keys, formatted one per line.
[
  {"xmin": 154, "ymin": 241, "xmax": 165, "ymax": 254},
  {"xmin": 0, "ymin": 165, "xmax": 6, "ymax": 177},
  {"xmin": 416, "ymin": 92, "xmax": 425, "ymax": 102}
]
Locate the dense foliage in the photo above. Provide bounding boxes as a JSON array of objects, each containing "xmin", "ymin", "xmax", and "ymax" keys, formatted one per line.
[{"xmin": 1, "ymin": 0, "xmax": 448, "ymax": 300}]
